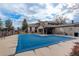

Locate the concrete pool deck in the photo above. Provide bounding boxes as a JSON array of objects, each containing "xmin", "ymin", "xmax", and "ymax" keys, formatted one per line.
[{"xmin": 0, "ymin": 35, "xmax": 78, "ymax": 56}]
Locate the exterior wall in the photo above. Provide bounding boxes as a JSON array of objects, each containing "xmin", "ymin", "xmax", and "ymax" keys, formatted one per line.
[
  {"xmin": 55, "ymin": 27, "xmax": 79, "ymax": 36},
  {"xmin": 28, "ymin": 27, "xmax": 30, "ymax": 33},
  {"xmin": 63, "ymin": 27, "xmax": 75, "ymax": 35},
  {"xmin": 54, "ymin": 28, "xmax": 64, "ymax": 34},
  {"xmin": 28, "ymin": 26, "xmax": 35, "ymax": 33},
  {"xmin": 31, "ymin": 27, "xmax": 35, "ymax": 33},
  {"xmin": 37, "ymin": 26, "xmax": 44, "ymax": 34}
]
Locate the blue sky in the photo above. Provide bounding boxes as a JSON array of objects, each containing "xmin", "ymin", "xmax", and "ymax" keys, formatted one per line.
[{"xmin": 0, "ymin": 3, "xmax": 79, "ymax": 28}]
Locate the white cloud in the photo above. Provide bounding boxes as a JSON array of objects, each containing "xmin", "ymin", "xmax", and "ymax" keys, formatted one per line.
[
  {"xmin": 62, "ymin": 3, "xmax": 79, "ymax": 21},
  {"xmin": 0, "ymin": 12, "xmax": 8, "ymax": 20},
  {"xmin": 45, "ymin": 3, "xmax": 53, "ymax": 15},
  {"xmin": 0, "ymin": 3, "xmax": 79, "ymax": 28},
  {"xmin": 63, "ymin": 13, "xmax": 74, "ymax": 20}
]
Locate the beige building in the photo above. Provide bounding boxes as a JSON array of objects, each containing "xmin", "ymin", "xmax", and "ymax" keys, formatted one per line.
[{"xmin": 28, "ymin": 21, "xmax": 79, "ymax": 36}]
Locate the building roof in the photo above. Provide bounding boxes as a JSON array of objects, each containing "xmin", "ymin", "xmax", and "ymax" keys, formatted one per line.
[
  {"xmin": 29, "ymin": 21, "xmax": 79, "ymax": 28},
  {"xmin": 45, "ymin": 23, "xmax": 79, "ymax": 28}
]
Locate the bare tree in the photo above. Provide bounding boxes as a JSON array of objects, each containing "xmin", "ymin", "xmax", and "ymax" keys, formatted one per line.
[
  {"xmin": 5, "ymin": 19, "xmax": 13, "ymax": 36},
  {"xmin": 0, "ymin": 18, "xmax": 3, "ymax": 37},
  {"xmin": 54, "ymin": 15, "xmax": 67, "ymax": 25},
  {"xmin": 5, "ymin": 19, "xmax": 13, "ymax": 29},
  {"xmin": 0, "ymin": 18, "xmax": 3, "ymax": 30}
]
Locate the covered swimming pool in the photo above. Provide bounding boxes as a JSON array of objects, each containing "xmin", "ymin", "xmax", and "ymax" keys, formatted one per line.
[{"xmin": 16, "ymin": 34, "xmax": 72, "ymax": 54}]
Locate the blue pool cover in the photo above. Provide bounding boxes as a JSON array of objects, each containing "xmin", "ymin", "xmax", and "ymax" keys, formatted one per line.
[{"xmin": 16, "ymin": 34, "xmax": 72, "ymax": 54}]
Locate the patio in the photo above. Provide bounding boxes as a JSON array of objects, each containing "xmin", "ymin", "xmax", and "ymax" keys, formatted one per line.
[{"xmin": 0, "ymin": 35, "xmax": 78, "ymax": 56}]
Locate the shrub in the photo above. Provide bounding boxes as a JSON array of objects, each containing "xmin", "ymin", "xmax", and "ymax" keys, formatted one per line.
[{"xmin": 71, "ymin": 42, "xmax": 79, "ymax": 56}]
